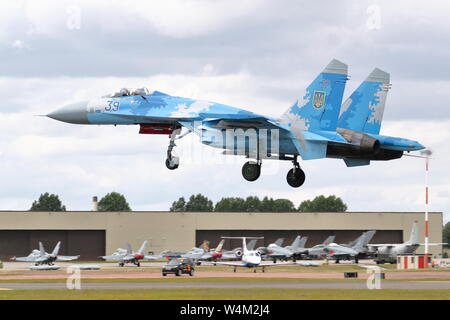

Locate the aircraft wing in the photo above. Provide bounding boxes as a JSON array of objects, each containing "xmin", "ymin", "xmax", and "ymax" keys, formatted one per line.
[
  {"xmin": 56, "ymin": 255, "xmax": 80, "ymax": 261},
  {"xmin": 367, "ymin": 244, "xmax": 395, "ymax": 248},
  {"xmin": 179, "ymin": 117, "xmax": 289, "ymax": 137},
  {"xmin": 14, "ymin": 256, "xmax": 41, "ymax": 262},
  {"xmin": 145, "ymin": 254, "xmax": 163, "ymax": 260},
  {"xmin": 100, "ymin": 255, "xmax": 124, "ymax": 261},
  {"xmin": 418, "ymin": 243, "xmax": 447, "ymax": 246}
]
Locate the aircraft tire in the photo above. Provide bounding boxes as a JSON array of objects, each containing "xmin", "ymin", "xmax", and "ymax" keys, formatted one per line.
[
  {"xmin": 242, "ymin": 162, "xmax": 261, "ymax": 181},
  {"xmin": 286, "ymin": 168, "xmax": 305, "ymax": 188},
  {"xmin": 165, "ymin": 159, "xmax": 179, "ymax": 170}
]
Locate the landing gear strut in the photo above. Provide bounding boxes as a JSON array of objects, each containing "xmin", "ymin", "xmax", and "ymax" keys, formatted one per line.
[
  {"xmin": 286, "ymin": 156, "xmax": 305, "ymax": 188},
  {"xmin": 165, "ymin": 128, "xmax": 181, "ymax": 170}
]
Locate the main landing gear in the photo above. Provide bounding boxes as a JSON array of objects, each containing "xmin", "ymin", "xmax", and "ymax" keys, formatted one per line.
[
  {"xmin": 286, "ymin": 157, "xmax": 305, "ymax": 188},
  {"xmin": 240, "ymin": 156, "xmax": 306, "ymax": 188},
  {"xmin": 242, "ymin": 161, "xmax": 261, "ymax": 182}
]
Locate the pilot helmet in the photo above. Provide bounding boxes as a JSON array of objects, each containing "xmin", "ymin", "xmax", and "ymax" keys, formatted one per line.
[{"xmin": 119, "ymin": 88, "xmax": 130, "ymax": 96}]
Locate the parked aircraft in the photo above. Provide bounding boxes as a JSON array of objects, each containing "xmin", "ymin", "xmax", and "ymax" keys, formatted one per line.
[
  {"xmin": 214, "ymin": 237, "xmax": 294, "ymax": 272},
  {"xmin": 307, "ymin": 231, "xmax": 376, "ymax": 263},
  {"xmin": 100, "ymin": 240, "xmax": 159, "ymax": 267},
  {"xmin": 46, "ymin": 60, "xmax": 424, "ymax": 187},
  {"xmin": 368, "ymin": 221, "xmax": 445, "ymax": 263},
  {"xmin": 182, "ymin": 240, "xmax": 225, "ymax": 263},
  {"xmin": 261, "ymin": 236, "xmax": 307, "ymax": 262},
  {"xmin": 220, "ymin": 239, "xmax": 259, "ymax": 260},
  {"xmin": 12, "ymin": 241, "xmax": 79, "ymax": 266}
]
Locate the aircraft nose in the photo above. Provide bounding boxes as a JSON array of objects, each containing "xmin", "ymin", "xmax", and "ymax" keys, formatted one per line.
[
  {"xmin": 415, "ymin": 142, "xmax": 425, "ymax": 151},
  {"xmin": 47, "ymin": 101, "xmax": 89, "ymax": 124}
]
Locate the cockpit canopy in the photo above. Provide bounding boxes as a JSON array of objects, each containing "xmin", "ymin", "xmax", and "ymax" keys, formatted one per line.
[{"xmin": 102, "ymin": 87, "xmax": 150, "ymax": 98}]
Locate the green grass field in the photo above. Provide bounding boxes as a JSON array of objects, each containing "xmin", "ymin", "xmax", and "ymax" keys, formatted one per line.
[
  {"xmin": 0, "ymin": 277, "xmax": 449, "ymax": 284},
  {"xmin": 0, "ymin": 288, "xmax": 448, "ymax": 300}
]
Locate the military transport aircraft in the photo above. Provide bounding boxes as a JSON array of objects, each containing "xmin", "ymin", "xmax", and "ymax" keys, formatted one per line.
[
  {"xmin": 368, "ymin": 221, "xmax": 446, "ymax": 264},
  {"xmin": 47, "ymin": 59, "xmax": 424, "ymax": 187},
  {"xmin": 12, "ymin": 241, "xmax": 79, "ymax": 266},
  {"xmin": 100, "ymin": 240, "xmax": 159, "ymax": 267}
]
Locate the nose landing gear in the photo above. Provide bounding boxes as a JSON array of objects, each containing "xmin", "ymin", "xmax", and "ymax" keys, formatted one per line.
[
  {"xmin": 286, "ymin": 157, "xmax": 305, "ymax": 188},
  {"xmin": 165, "ymin": 128, "xmax": 181, "ymax": 170}
]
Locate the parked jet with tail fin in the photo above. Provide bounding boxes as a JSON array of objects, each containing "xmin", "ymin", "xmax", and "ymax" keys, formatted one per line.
[
  {"xmin": 12, "ymin": 241, "xmax": 79, "ymax": 266},
  {"xmin": 261, "ymin": 236, "xmax": 307, "ymax": 262},
  {"xmin": 47, "ymin": 59, "xmax": 424, "ymax": 187},
  {"xmin": 368, "ymin": 221, "xmax": 446, "ymax": 263},
  {"xmin": 101, "ymin": 240, "xmax": 159, "ymax": 267}
]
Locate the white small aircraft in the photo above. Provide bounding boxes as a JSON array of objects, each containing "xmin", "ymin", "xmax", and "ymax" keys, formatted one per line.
[{"xmin": 213, "ymin": 237, "xmax": 294, "ymax": 272}]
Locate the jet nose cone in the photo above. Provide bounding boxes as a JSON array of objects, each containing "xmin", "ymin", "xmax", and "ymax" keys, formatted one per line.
[
  {"xmin": 415, "ymin": 142, "xmax": 426, "ymax": 151},
  {"xmin": 47, "ymin": 101, "xmax": 89, "ymax": 124}
]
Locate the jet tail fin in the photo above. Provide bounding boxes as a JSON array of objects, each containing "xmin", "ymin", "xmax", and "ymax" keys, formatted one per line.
[
  {"xmin": 274, "ymin": 238, "xmax": 284, "ymax": 247},
  {"xmin": 338, "ymin": 68, "xmax": 390, "ymax": 135},
  {"xmin": 299, "ymin": 236, "xmax": 308, "ymax": 248},
  {"xmin": 322, "ymin": 235, "xmax": 335, "ymax": 245},
  {"xmin": 126, "ymin": 243, "xmax": 133, "ymax": 255},
  {"xmin": 289, "ymin": 236, "xmax": 301, "ymax": 250},
  {"xmin": 51, "ymin": 241, "xmax": 61, "ymax": 256},
  {"xmin": 281, "ymin": 59, "xmax": 348, "ymax": 132},
  {"xmin": 246, "ymin": 239, "xmax": 257, "ymax": 251},
  {"xmin": 214, "ymin": 240, "xmax": 225, "ymax": 253},
  {"xmin": 406, "ymin": 221, "xmax": 419, "ymax": 245},
  {"xmin": 39, "ymin": 242, "xmax": 46, "ymax": 255},
  {"xmin": 138, "ymin": 240, "xmax": 148, "ymax": 255}
]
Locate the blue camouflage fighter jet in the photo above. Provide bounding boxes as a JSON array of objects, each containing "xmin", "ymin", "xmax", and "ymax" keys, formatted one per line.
[{"xmin": 47, "ymin": 59, "xmax": 424, "ymax": 187}]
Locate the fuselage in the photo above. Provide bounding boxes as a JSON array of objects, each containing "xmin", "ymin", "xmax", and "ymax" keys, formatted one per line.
[{"xmin": 47, "ymin": 90, "xmax": 424, "ymax": 161}]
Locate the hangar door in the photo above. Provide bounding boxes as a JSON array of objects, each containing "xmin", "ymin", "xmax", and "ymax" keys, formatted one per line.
[{"xmin": 0, "ymin": 230, "xmax": 105, "ymax": 260}]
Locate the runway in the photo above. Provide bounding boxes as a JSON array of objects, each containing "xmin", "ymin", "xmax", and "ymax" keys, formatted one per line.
[{"xmin": 1, "ymin": 281, "xmax": 449, "ymax": 290}]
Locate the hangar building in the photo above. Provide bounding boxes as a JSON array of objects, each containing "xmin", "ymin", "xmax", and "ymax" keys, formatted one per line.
[{"xmin": 0, "ymin": 211, "xmax": 444, "ymax": 260}]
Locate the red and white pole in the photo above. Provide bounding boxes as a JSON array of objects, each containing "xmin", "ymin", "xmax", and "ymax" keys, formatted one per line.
[{"xmin": 424, "ymin": 156, "xmax": 429, "ymax": 268}]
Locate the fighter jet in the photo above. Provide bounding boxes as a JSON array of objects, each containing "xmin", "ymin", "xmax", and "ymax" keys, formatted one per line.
[
  {"xmin": 368, "ymin": 221, "xmax": 446, "ymax": 264},
  {"xmin": 100, "ymin": 240, "xmax": 159, "ymax": 267},
  {"xmin": 46, "ymin": 59, "xmax": 424, "ymax": 187},
  {"xmin": 181, "ymin": 240, "xmax": 225, "ymax": 263},
  {"xmin": 12, "ymin": 241, "xmax": 79, "ymax": 266},
  {"xmin": 307, "ymin": 232, "xmax": 376, "ymax": 263},
  {"xmin": 261, "ymin": 236, "xmax": 307, "ymax": 262}
]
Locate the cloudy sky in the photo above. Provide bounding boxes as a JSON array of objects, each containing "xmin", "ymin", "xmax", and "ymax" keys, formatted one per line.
[{"xmin": 0, "ymin": 0, "xmax": 448, "ymax": 222}]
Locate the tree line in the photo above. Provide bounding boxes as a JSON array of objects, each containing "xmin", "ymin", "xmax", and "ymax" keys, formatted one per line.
[{"xmin": 170, "ymin": 194, "xmax": 348, "ymax": 213}]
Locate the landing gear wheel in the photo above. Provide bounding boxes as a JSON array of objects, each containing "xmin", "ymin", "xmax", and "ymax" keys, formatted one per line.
[
  {"xmin": 242, "ymin": 161, "xmax": 261, "ymax": 181},
  {"xmin": 286, "ymin": 167, "xmax": 305, "ymax": 188},
  {"xmin": 165, "ymin": 158, "xmax": 179, "ymax": 170},
  {"xmin": 136, "ymin": 262, "xmax": 141, "ymax": 267}
]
